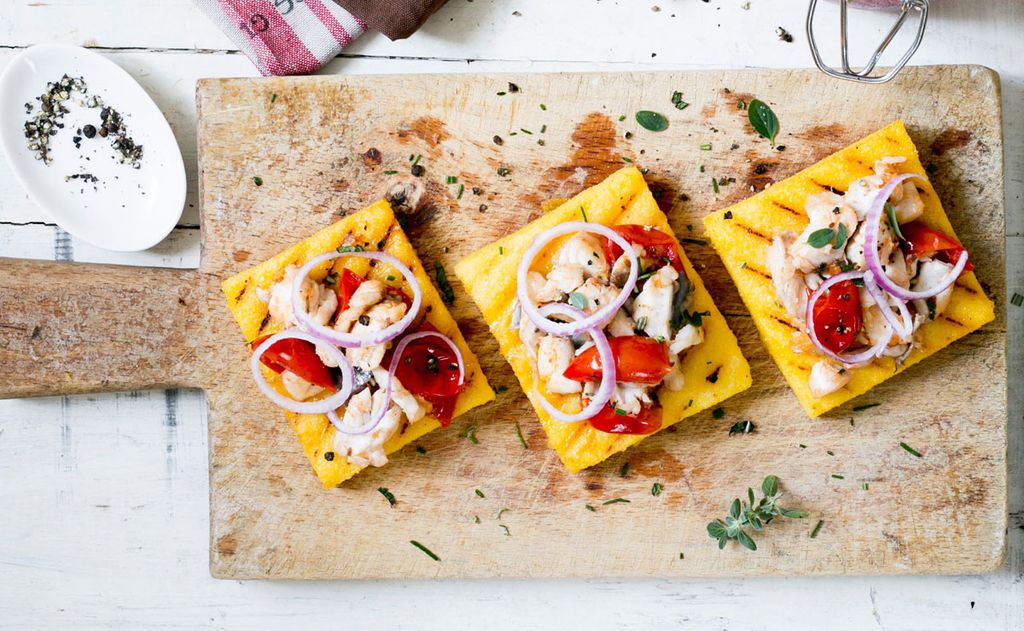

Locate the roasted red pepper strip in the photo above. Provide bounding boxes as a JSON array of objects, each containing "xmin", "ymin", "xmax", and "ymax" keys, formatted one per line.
[
  {"xmin": 603, "ymin": 224, "xmax": 685, "ymax": 272},
  {"xmin": 562, "ymin": 336, "xmax": 672, "ymax": 385},
  {"xmin": 251, "ymin": 335, "xmax": 336, "ymax": 392}
]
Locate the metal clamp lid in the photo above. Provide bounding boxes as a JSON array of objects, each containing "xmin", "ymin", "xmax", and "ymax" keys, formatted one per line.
[{"xmin": 807, "ymin": 0, "xmax": 929, "ymax": 84}]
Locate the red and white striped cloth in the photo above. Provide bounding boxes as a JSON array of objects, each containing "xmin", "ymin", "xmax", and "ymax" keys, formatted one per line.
[{"xmin": 194, "ymin": 0, "xmax": 367, "ymax": 76}]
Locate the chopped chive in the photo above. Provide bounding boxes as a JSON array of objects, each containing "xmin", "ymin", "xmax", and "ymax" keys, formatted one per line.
[
  {"xmin": 456, "ymin": 184, "xmax": 464, "ymax": 199},
  {"xmin": 386, "ymin": 275, "xmax": 396, "ymax": 281},
  {"xmin": 651, "ymin": 482, "xmax": 663, "ymax": 496},
  {"xmin": 383, "ymin": 170, "xmax": 398, "ymax": 175},
  {"xmin": 700, "ymin": 143, "xmax": 712, "ymax": 151},
  {"xmin": 496, "ymin": 91, "xmax": 506, "ymax": 96},
  {"xmin": 475, "ymin": 488, "xmax": 485, "ymax": 498},
  {"xmin": 619, "ymin": 462, "xmax": 630, "ymax": 478},
  {"xmin": 377, "ymin": 487, "xmax": 396, "ymax": 507},
  {"xmin": 520, "ymin": 128, "xmax": 533, "ymax": 135},
  {"xmin": 540, "ymin": 124, "xmax": 547, "ymax": 133},
  {"xmin": 515, "ymin": 421, "xmax": 528, "ymax": 448},
  {"xmin": 603, "ymin": 498, "xmax": 630, "ymax": 505},
  {"xmin": 410, "ymin": 540, "xmax": 439, "ymax": 561},
  {"xmin": 580, "ymin": 206, "xmax": 588, "ymax": 222},
  {"xmin": 712, "ymin": 177, "xmax": 719, "ymax": 194},
  {"xmin": 499, "ymin": 524, "xmax": 511, "ymax": 536},
  {"xmin": 540, "ymin": 103, "xmax": 547, "ymax": 111},
  {"xmin": 499, "ymin": 246, "xmax": 504, "ymax": 255},
  {"xmin": 496, "ymin": 508, "xmax": 509, "ymax": 519},
  {"xmin": 799, "ymin": 444, "xmax": 807, "ymax": 449},
  {"xmin": 585, "ymin": 504, "xmax": 596, "ymax": 512},
  {"xmin": 435, "ymin": 262, "xmax": 455, "ymax": 305},
  {"xmin": 411, "ymin": 154, "xmax": 422, "ymax": 167},
  {"xmin": 900, "ymin": 442, "xmax": 922, "ymax": 458},
  {"xmin": 810, "ymin": 520, "xmax": 824, "ymax": 539},
  {"xmin": 446, "ymin": 175, "xmax": 457, "ymax": 184},
  {"xmin": 852, "ymin": 403, "xmax": 881, "ymax": 412},
  {"xmin": 831, "ymin": 474, "xmax": 845, "ymax": 480},
  {"xmin": 270, "ymin": 93, "xmax": 277, "ymax": 103},
  {"xmin": 621, "ymin": 156, "xmax": 633, "ymax": 163},
  {"xmin": 862, "ymin": 482, "xmax": 870, "ymax": 490}
]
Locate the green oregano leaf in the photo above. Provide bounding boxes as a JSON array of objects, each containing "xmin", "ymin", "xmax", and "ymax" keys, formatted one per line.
[
  {"xmin": 747, "ymin": 99, "xmax": 780, "ymax": 144},
  {"xmin": 635, "ymin": 110, "xmax": 669, "ymax": 132}
]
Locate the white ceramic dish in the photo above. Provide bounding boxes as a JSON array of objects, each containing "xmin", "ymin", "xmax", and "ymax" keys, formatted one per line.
[{"xmin": 0, "ymin": 44, "xmax": 185, "ymax": 252}]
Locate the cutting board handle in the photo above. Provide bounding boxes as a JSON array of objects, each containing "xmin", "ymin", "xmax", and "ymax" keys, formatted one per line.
[{"xmin": 0, "ymin": 258, "xmax": 204, "ymax": 398}]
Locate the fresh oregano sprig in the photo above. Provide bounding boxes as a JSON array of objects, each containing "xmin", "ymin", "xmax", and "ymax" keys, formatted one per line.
[{"xmin": 706, "ymin": 475, "xmax": 808, "ymax": 551}]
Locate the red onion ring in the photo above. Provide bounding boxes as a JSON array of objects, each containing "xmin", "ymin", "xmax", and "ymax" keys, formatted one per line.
[
  {"xmin": 805, "ymin": 270, "xmax": 894, "ymax": 365},
  {"xmin": 249, "ymin": 330, "xmax": 354, "ymax": 414},
  {"xmin": 864, "ymin": 274, "xmax": 914, "ymax": 339},
  {"xmin": 327, "ymin": 331, "xmax": 466, "ymax": 435},
  {"xmin": 863, "ymin": 173, "xmax": 969, "ymax": 301},
  {"xmin": 530, "ymin": 303, "xmax": 616, "ymax": 423},
  {"xmin": 516, "ymin": 221, "xmax": 639, "ymax": 337},
  {"xmin": 291, "ymin": 250, "xmax": 422, "ymax": 348}
]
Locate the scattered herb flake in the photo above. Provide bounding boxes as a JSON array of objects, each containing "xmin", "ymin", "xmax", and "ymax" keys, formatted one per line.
[
  {"xmin": 435, "ymin": 262, "xmax": 455, "ymax": 305},
  {"xmin": 446, "ymin": 175, "xmax": 457, "ymax": 184},
  {"xmin": 515, "ymin": 421, "xmax": 528, "ymax": 449},
  {"xmin": 619, "ymin": 462, "xmax": 630, "ymax": 478},
  {"xmin": 497, "ymin": 508, "xmax": 509, "ymax": 519},
  {"xmin": 252, "ymin": 176, "xmax": 263, "ymax": 186},
  {"xmin": 618, "ymin": 115, "xmax": 627, "ymax": 122},
  {"xmin": 475, "ymin": 488, "xmax": 485, "ymax": 498},
  {"xmin": 603, "ymin": 498, "xmax": 631, "ymax": 505},
  {"xmin": 410, "ymin": 540, "xmax": 440, "ymax": 561},
  {"xmin": 383, "ymin": 170, "xmax": 398, "ymax": 175},
  {"xmin": 862, "ymin": 482, "xmax": 870, "ymax": 490},
  {"xmin": 680, "ymin": 237, "xmax": 708, "ymax": 246},
  {"xmin": 651, "ymin": 482, "xmax": 663, "ymax": 496},
  {"xmin": 497, "ymin": 166, "xmax": 510, "ymax": 177},
  {"xmin": 712, "ymin": 407, "xmax": 725, "ymax": 420},
  {"xmin": 337, "ymin": 245, "xmax": 365, "ymax": 253},
  {"xmin": 635, "ymin": 110, "xmax": 669, "ymax": 132},
  {"xmin": 712, "ymin": 177, "xmax": 720, "ymax": 194},
  {"xmin": 900, "ymin": 442, "xmax": 922, "ymax": 458},
  {"xmin": 585, "ymin": 504, "xmax": 596, "ymax": 512},
  {"xmin": 810, "ymin": 520, "xmax": 824, "ymax": 539},
  {"xmin": 499, "ymin": 524, "xmax": 511, "ymax": 536},
  {"xmin": 377, "ymin": 487, "xmax": 396, "ymax": 507},
  {"xmin": 700, "ymin": 143, "xmax": 712, "ymax": 151},
  {"xmin": 1011, "ymin": 292, "xmax": 1023, "ymax": 307},
  {"xmin": 852, "ymin": 403, "xmax": 881, "ymax": 412},
  {"xmin": 270, "ymin": 93, "xmax": 277, "ymax": 103},
  {"xmin": 728, "ymin": 420, "xmax": 755, "ymax": 435},
  {"xmin": 885, "ymin": 203, "xmax": 905, "ymax": 239},
  {"xmin": 456, "ymin": 183, "xmax": 464, "ymax": 199},
  {"xmin": 462, "ymin": 424, "xmax": 479, "ymax": 444},
  {"xmin": 831, "ymin": 474, "xmax": 845, "ymax": 480},
  {"xmin": 540, "ymin": 103, "xmax": 547, "ymax": 111}
]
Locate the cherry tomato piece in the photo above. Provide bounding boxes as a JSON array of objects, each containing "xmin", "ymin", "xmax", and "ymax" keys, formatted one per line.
[
  {"xmin": 604, "ymin": 224, "xmax": 685, "ymax": 272},
  {"xmin": 251, "ymin": 335, "xmax": 336, "ymax": 392},
  {"xmin": 587, "ymin": 404, "xmax": 663, "ymax": 435},
  {"xmin": 899, "ymin": 221, "xmax": 974, "ymax": 272},
  {"xmin": 391, "ymin": 322, "xmax": 464, "ymax": 426},
  {"xmin": 562, "ymin": 336, "xmax": 672, "ymax": 385},
  {"xmin": 808, "ymin": 279, "xmax": 862, "ymax": 354}
]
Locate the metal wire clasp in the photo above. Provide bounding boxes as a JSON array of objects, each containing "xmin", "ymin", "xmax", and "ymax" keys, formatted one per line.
[{"xmin": 807, "ymin": 0, "xmax": 929, "ymax": 84}]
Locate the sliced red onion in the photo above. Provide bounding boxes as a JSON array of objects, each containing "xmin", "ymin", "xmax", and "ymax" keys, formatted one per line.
[
  {"xmin": 863, "ymin": 173, "xmax": 969, "ymax": 301},
  {"xmin": 250, "ymin": 330, "xmax": 354, "ymax": 414},
  {"xmin": 328, "ymin": 330, "xmax": 466, "ymax": 435},
  {"xmin": 805, "ymin": 270, "xmax": 894, "ymax": 365},
  {"xmin": 516, "ymin": 221, "xmax": 639, "ymax": 337},
  {"xmin": 864, "ymin": 274, "xmax": 914, "ymax": 340},
  {"xmin": 291, "ymin": 250, "xmax": 422, "ymax": 348},
  {"xmin": 530, "ymin": 303, "xmax": 616, "ymax": 423}
]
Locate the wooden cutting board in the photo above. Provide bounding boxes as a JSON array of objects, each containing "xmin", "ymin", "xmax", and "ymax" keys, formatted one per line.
[{"xmin": 0, "ymin": 66, "xmax": 1006, "ymax": 579}]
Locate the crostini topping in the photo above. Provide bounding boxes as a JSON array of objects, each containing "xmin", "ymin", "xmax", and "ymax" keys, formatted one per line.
[
  {"xmin": 767, "ymin": 157, "xmax": 972, "ymax": 399},
  {"xmin": 516, "ymin": 221, "xmax": 704, "ymax": 434}
]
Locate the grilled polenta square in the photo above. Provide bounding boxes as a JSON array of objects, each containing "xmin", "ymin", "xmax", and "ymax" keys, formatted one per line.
[
  {"xmin": 704, "ymin": 121, "xmax": 995, "ymax": 418},
  {"xmin": 455, "ymin": 167, "xmax": 751, "ymax": 472},
  {"xmin": 222, "ymin": 200, "xmax": 494, "ymax": 488}
]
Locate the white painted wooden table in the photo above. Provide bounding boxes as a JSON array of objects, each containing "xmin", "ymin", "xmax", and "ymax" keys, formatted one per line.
[{"xmin": 1, "ymin": 1, "xmax": 1021, "ymax": 628}]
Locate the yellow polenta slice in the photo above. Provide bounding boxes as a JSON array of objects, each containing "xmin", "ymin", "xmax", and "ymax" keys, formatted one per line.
[
  {"xmin": 704, "ymin": 120, "xmax": 995, "ymax": 418},
  {"xmin": 222, "ymin": 199, "xmax": 494, "ymax": 487},
  {"xmin": 455, "ymin": 166, "xmax": 751, "ymax": 472}
]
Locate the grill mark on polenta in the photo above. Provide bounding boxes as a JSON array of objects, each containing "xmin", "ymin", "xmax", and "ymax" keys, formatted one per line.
[
  {"xmin": 733, "ymin": 222, "xmax": 772, "ymax": 242},
  {"xmin": 954, "ymin": 281, "xmax": 979, "ymax": 295},
  {"xmin": 940, "ymin": 314, "xmax": 967, "ymax": 328},
  {"xmin": 769, "ymin": 199, "xmax": 803, "ymax": 218},
  {"xmin": 234, "ymin": 280, "xmax": 249, "ymax": 302},
  {"xmin": 809, "ymin": 179, "xmax": 844, "ymax": 195},
  {"xmin": 744, "ymin": 265, "xmax": 773, "ymax": 281},
  {"xmin": 770, "ymin": 315, "xmax": 800, "ymax": 331},
  {"xmin": 257, "ymin": 311, "xmax": 272, "ymax": 335}
]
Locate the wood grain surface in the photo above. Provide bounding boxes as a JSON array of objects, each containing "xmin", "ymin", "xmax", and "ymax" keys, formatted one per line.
[{"xmin": 0, "ymin": 65, "xmax": 1006, "ymax": 579}]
